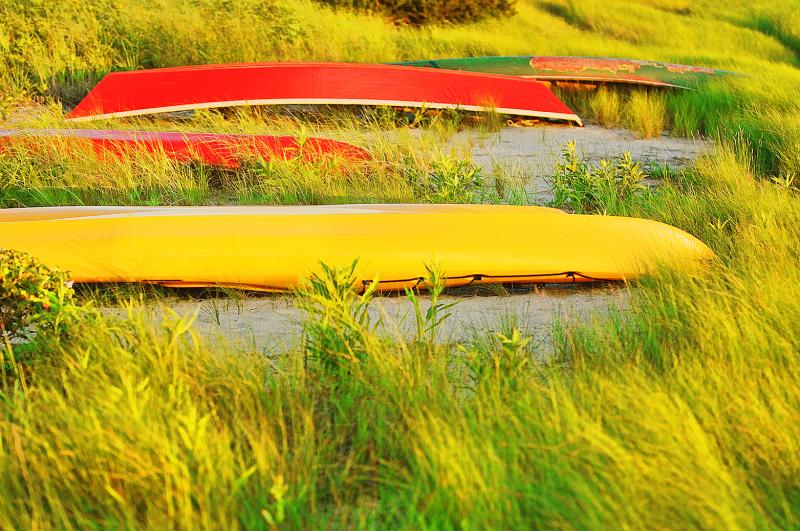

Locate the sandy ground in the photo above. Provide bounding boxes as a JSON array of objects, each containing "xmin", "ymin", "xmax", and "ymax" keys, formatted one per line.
[
  {"xmin": 452, "ymin": 124, "xmax": 711, "ymax": 201},
  {"xmin": 106, "ymin": 283, "xmax": 629, "ymax": 355}
]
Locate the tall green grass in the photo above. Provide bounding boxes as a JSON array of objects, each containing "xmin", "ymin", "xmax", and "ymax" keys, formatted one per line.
[{"xmin": 2, "ymin": 0, "xmax": 800, "ymax": 527}]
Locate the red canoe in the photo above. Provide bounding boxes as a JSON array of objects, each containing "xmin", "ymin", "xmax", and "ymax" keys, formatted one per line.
[
  {"xmin": 67, "ymin": 62, "xmax": 582, "ymax": 125},
  {"xmin": 0, "ymin": 129, "xmax": 371, "ymax": 167}
]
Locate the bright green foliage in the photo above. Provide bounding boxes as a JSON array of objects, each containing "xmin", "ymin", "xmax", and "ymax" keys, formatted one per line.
[
  {"xmin": 0, "ymin": 248, "xmax": 76, "ymax": 342},
  {"xmin": 1, "ymin": 0, "xmax": 800, "ymax": 527},
  {"xmin": 748, "ymin": 9, "xmax": 800, "ymax": 58},
  {"xmin": 549, "ymin": 141, "xmax": 647, "ymax": 213},
  {"xmin": 315, "ymin": 0, "xmax": 516, "ymax": 25},
  {"xmin": 464, "ymin": 325, "xmax": 533, "ymax": 391},
  {"xmin": 417, "ymin": 155, "xmax": 486, "ymax": 203},
  {"xmin": 404, "ymin": 262, "xmax": 456, "ymax": 343},
  {"xmin": 0, "ymin": 0, "xmax": 301, "ymax": 102},
  {"xmin": 298, "ymin": 260, "xmax": 378, "ymax": 376}
]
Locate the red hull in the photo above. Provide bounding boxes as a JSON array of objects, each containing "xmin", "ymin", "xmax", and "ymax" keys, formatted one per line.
[
  {"xmin": 0, "ymin": 129, "xmax": 370, "ymax": 167},
  {"xmin": 67, "ymin": 62, "xmax": 582, "ymax": 125}
]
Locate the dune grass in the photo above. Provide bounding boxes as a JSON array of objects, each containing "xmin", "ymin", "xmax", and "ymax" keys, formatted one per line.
[
  {"xmin": 2, "ymin": 0, "xmax": 800, "ymax": 527},
  {"xmin": 624, "ymin": 91, "xmax": 667, "ymax": 139},
  {"xmin": 0, "ymin": 107, "xmax": 521, "ymax": 208},
  {"xmin": 587, "ymin": 86, "xmax": 623, "ymax": 128}
]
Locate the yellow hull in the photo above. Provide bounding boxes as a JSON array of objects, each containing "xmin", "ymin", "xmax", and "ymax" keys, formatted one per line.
[{"xmin": 0, "ymin": 205, "xmax": 713, "ymax": 291}]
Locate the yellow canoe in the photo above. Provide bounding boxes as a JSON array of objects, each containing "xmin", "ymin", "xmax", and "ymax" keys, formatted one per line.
[{"xmin": 0, "ymin": 204, "xmax": 713, "ymax": 291}]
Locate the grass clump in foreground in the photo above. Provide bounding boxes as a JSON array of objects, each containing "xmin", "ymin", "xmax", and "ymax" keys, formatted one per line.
[
  {"xmin": 568, "ymin": 87, "xmax": 670, "ymax": 138},
  {"xmin": 587, "ymin": 86, "xmax": 623, "ymax": 128},
  {"xmin": 0, "ymin": 249, "xmax": 77, "ymax": 344},
  {"xmin": 625, "ymin": 91, "xmax": 667, "ymax": 139},
  {"xmin": 548, "ymin": 140, "xmax": 647, "ymax": 214}
]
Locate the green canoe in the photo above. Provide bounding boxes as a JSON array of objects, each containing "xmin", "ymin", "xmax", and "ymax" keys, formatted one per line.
[{"xmin": 392, "ymin": 56, "xmax": 734, "ymax": 89}]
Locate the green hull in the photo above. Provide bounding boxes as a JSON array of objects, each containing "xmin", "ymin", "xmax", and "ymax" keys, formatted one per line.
[{"xmin": 393, "ymin": 56, "xmax": 734, "ymax": 89}]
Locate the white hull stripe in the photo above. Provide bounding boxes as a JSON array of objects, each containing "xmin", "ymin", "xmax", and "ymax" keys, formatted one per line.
[{"xmin": 68, "ymin": 98, "xmax": 583, "ymax": 126}]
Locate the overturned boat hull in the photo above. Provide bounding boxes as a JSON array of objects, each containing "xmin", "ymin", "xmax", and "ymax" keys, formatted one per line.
[
  {"xmin": 67, "ymin": 62, "xmax": 582, "ymax": 125},
  {"xmin": 0, "ymin": 129, "xmax": 370, "ymax": 167},
  {"xmin": 0, "ymin": 205, "xmax": 713, "ymax": 291},
  {"xmin": 394, "ymin": 56, "xmax": 733, "ymax": 89}
]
